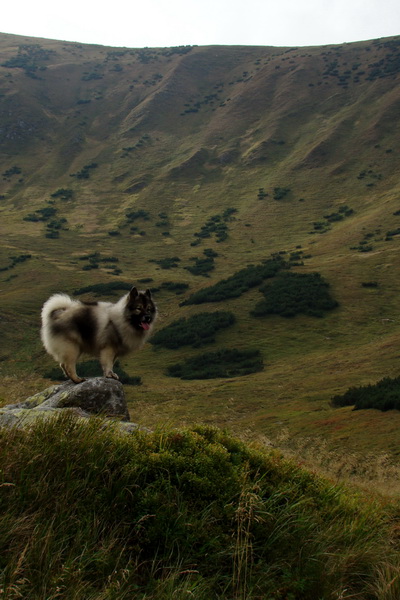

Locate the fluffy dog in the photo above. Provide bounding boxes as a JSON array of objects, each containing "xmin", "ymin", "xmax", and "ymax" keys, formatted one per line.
[{"xmin": 41, "ymin": 287, "xmax": 157, "ymax": 383}]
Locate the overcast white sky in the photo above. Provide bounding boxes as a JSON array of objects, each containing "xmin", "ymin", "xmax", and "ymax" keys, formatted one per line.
[{"xmin": 2, "ymin": 0, "xmax": 400, "ymax": 49}]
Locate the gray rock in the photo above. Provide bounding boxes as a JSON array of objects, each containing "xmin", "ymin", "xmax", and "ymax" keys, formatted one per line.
[{"xmin": 0, "ymin": 377, "xmax": 142, "ymax": 430}]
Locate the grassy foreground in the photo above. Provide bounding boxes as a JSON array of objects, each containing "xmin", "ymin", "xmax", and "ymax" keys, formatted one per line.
[{"xmin": 0, "ymin": 414, "xmax": 399, "ymax": 599}]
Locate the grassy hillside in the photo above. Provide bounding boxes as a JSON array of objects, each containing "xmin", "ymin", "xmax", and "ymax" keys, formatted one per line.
[
  {"xmin": 1, "ymin": 414, "xmax": 399, "ymax": 599},
  {"xmin": 1, "ymin": 32, "xmax": 400, "ymax": 467}
]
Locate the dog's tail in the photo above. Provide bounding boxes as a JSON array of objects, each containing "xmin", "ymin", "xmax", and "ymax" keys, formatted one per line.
[{"xmin": 41, "ymin": 293, "xmax": 76, "ymax": 324}]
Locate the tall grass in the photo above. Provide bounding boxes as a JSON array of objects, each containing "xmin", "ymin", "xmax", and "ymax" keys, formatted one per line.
[{"xmin": 0, "ymin": 413, "xmax": 399, "ymax": 599}]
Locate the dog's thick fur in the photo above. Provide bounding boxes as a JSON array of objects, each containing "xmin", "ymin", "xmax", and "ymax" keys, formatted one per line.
[{"xmin": 41, "ymin": 287, "xmax": 157, "ymax": 383}]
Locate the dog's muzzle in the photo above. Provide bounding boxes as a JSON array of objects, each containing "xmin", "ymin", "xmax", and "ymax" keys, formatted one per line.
[{"xmin": 140, "ymin": 315, "xmax": 152, "ymax": 330}]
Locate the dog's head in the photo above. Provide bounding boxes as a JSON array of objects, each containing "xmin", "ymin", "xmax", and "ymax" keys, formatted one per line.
[{"xmin": 126, "ymin": 287, "xmax": 157, "ymax": 332}]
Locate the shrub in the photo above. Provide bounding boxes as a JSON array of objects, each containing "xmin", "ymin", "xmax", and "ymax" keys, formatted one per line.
[
  {"xmin": 182, "ymin": 257, "xmax": 285, "ymax": 305},
  {"xmin": 167, "ymin": 348, "xmax": 263, "ymax": 379},
  {"xmin": 2, "ymin": 165, "xmax": 21, "ymax": 178},
  {"xmin": 70, "ymin": 162, "xmax": 98, "ymax": 179},
  {"xmin": 160, "ymin": 281, "xmax": 189, "ymax": 294},
  {"xmin": 251, "ymin": 272, "xmax": 338, "ymax": 318},
  {"xmin": 273, "ymin": 187, "xmax": 291, "ymax": 200},
  {"xmin": 43, "ymin": 359, "xmax": 141, "ymax": 385},
  {"xmin": 150, "ymin": 257, "xmax": 180, "ymax": 269},
  {"xmin": 73, "ymin": 281, "xmax": 132, "ymax": 296},
  {"xmin": 0, "ymin": 254, "xmax": 32, "ymax": 272},
  {"xmin": 331, "ymin": 376, "xmax": 400, "ymax": 410},
  {"xmin": 50, "ymin": 188, "xmax": 74, "ymax": 200},
  {"xmin": 125, "ymin": 209, "xmax": 150, "ymax": 222},
  {"xmin": 151, "ymin": 311, "xmax": 235, "ymax": 349},
  {"xmin": 185, "ymin": 256, "xmax": 215, "ymax": 276},
  {"xmin": 192, "ymin": 210, "xmax": 237, "ymax": 245},
  {"xmin": 23, "ymin": 206, "xmax": 57, "ymax": 222}
]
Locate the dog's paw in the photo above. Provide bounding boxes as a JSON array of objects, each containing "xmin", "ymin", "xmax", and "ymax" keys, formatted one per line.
[
  {"xmin": 72, "ymin": 377, "xmax": 86, "ymax": 384},
  {"xmin": 105, "ymin": 371, "xmax": 120, "ymax": 380}
]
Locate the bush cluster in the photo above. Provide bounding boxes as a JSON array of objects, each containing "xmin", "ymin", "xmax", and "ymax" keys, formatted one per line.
[
  {"xmin": 73, "ymin": 281, "xmax": 132, "ymax": 296},
  {"xmin": 23, "ymin": 206, "xmax": 57, "ymax": 222},
  {"xmin": 2, "ymin": 166, "xmax": 21, "ymax": 179},
  {"xmin": 191, "ymin": 209, "xmax": 237, "ymax": 246},
  {"xmin": 331, "ymin": 376, "xmax": 400, "ymax": 411},
  {"xmin": 0, "ymin": 254, "xmax": 32, "ymax": 273},
  {"xmin": 50, "ymin": 188, "xmax": 74, "ymax": 201},
  {"xmin": 125, "ymin": 209, "xmax": 150, "ymax": 223},
  {"xmin": 43, "ymin": 360, "xmax": 141, "ymax": 385},
  {"xmin": 185, "ymin": 255, "xmax": 215, "ymax": 276},
  {"xmin": 150, "ymin": 311, "xmax": 235, "ymax": 349},
  {"xmin": 157, "ymin": 281, "xmax": 189, "ymax": 294},
  {"xmin": 70, "ymin": 162, "xmax": 98, "ymax": 179},
  {"xmin": 150, "ymin": 257, "xmax": 180, "ymax": 269},
  {"xmin": 78, "ymin": 253, "xmax": 120, "ymax": 274},
  {"xmin": 182, "ymin": 257, "xmax": 285, "ymax": 305},
  {"xmin": 252, "ymin": 272, "xmax": 338, "ymax": 318},
  {"xmin": 167, "ymin": 348, "xmax": 263, "ymax": 379}
]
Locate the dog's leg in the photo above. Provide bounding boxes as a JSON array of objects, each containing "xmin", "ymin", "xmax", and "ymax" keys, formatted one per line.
[
  {"xmin": 99, "ymin": 348, "xmax": 119, "ymax": 380},
  {"xmin": 60, "ymin": 362, "xmax": 85, "ymax": 384},
  {"xmin": 59, "ymin": 344, "xmax": 85, "ymax": 383}
]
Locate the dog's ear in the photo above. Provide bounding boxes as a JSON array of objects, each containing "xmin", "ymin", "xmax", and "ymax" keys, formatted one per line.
[
  {"xmin": 145, "ymin": 289, "xmax": 152, "ymax": 299},
  {"xmin": 129, "ymin": 287, "xmax": 138, "ymax": 301}
]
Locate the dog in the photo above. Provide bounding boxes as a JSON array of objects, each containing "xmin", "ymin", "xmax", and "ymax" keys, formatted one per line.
[{"xmin": 41, "ymin": 287, "xmax": 157, "ymax": 383}]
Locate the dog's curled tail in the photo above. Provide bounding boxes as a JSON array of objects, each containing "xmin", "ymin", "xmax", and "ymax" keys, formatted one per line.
[{"xmin": 41, "ymin": 293, "xmax": 76, "ymax": 324}]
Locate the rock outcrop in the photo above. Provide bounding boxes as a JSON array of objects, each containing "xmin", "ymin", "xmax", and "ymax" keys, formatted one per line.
[{"xmin": 0, "ymin": 378, "xmax": 143, "ymax": 432}]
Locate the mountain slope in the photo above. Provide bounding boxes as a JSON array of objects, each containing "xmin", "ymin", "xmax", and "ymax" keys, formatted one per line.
[{"xmin": 1, "ymin": 32, "xmax": 400, "ymax": 459}]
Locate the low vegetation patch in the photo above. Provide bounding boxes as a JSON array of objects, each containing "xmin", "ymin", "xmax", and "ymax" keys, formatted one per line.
[
  {"xmin": 0, "ymin": 416, "xmax": 398, "ymax": 599},
  {"xmin": 0, "ymin": 254, "xmax": 31, "ymax": 273},
  {"xmin": 43, "ymin": 359, "xmax": 141, "ymax": 385},
  {"xmin": 167, "ymin": 348, "xmax": 263, "ymax": 379},
  {"xmin": 331, "ymin": 376, "xmax": 400, "ymax": 411},
  {"xmin": 73, "ymin": 281, "xmax": 132, "ymax": 296},
  {"xmin": 191, "ymin": 208, "xmax": 237, "ymax": 246},
  {"xmin": 252, "ymin": 271, "xmax": 338, "ymax": 318},
  {"xmin": 150, "ymin": 257, "xmax": 181, "ymax": 269},
  {"xmin": 150, "ymin": 311, "xmax": 235, "ymax": 349},
  {"xmin": 182, "ymin": 256, "xmax": 285, "ymax": 305},
  {"xmin": 159, "ymin": 281, "xmax": 189, "ymax": 294}
]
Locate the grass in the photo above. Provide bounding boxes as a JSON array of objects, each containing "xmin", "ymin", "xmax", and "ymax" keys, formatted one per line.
[{"xmin": 1, "ymin": 413, "xmax": 399, "ymax": 599}]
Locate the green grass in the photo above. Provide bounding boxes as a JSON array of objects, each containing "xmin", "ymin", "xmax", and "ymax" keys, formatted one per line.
[{"xmin": 1, "ymin": 413, "xmax": 399, "ymax": 599}]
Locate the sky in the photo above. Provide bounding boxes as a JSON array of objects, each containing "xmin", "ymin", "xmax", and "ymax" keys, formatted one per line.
[{"xmin": 1, "ymin": 0, "xmax": 400, "ymax": 49}]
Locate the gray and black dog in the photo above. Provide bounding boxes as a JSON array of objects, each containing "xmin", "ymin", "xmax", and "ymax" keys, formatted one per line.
[{"xmin": 41, "ymin": 287, "xmax": 157, "ymax": 383}]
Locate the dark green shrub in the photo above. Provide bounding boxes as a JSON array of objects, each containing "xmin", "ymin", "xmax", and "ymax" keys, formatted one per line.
[
  {"xmin": 160, "ymin": 281, "xmax": 189, "ymax": 294},
  {"xmin": 151, "ymin": 311, "xmax": 235, "ymax": 349},
  {"xmin": 167, "ymin": 348, "xmax": 263, "ymax": 379},
  {"xmin": 331, "ymin": 376, "xmax": 400, "ymax": 411},
  {"xmin": 70, "ymin": 163, "xmax": 98, "ymax": 179},
  {"xmin": 252, "ymin": 272, "xmax": 338, "ymax": 318},
  {"xmin": 192, "ymin": 210, "xmax": 236, "ymax": 245},
  {"xmin": 0, "ymin": 254, "xmax": 32, "ymax": 272},
  {"xmin": 273, "ymin": 187, "xmax": 291, "ymax": 200},
  {"xmin": 185, "ymin": 256, "xmax": 215, "ymax": 276},
  {"xmin": 43, "ymin": 360, "xmax": 141, "ymax": 385},
  {"xmin": 73, "ymin": 281, "xmax": 132, "ymax": 296},
  {"xmin": 50, "ymin": 188, "xmax": 74, "ymax": 200},
  {"xmin": 2, "ymin": 166, "xmax": 21, "ymax": 178},
  {"xmin": 182, "ymin": 257, "xmax": 285, "ymax": 305},
  {"xmin": 126, "ymin": 209, "xmax": 150, "ymax": 222},
  {"xmin": 361, "ymin": 281, "xmax": 378, "ymax": 288},
  {"xmin": 23, "ymin": 206, "xmax": 57, "ymax": 222},
  {"xmin": 150, "ymin": 257, "xmax": 180, "ymax": 269}
]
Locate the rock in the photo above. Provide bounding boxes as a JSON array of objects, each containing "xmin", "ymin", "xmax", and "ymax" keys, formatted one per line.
[{"xmin": 0, "ymin": 377, "xmax": 143, "ymax": 430}]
